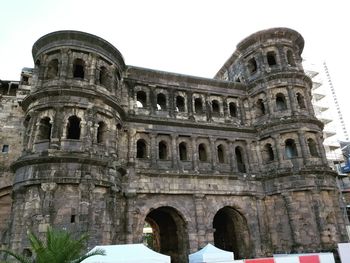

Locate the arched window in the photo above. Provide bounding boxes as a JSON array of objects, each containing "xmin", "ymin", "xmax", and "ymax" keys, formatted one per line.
[
  {"xmin": 66, "ymin": 116, "xmax": 81, "ymax": 140},
  {"xmin": 285, "ymin": 139, "xmax": 298, "ymax": 158},
  {"xmin": 235, "ymin": 77, "xmax": 241, "ymax": 83},
  {"xmin": 262, "ymin": 143, "xmax": 274, "ymax": 162},
  {"xmin": 176, "ymin": 96, "xmax": 185, "ymax": 112},
  {"xmin": 179, "ymin": 142, "xmax": 187, "ymax": 161},
  {"xmin": 276, "ymin": 93, "xmax": 287, "ymax": 111},
  {"xmin": 256, "ymin": 99, "xmax": 266, "ymax": 117},
  {"xmin": 158, "ymin": 141, "xmax": 168, "ymax": 160},
  {"xmin": 247, "ymin": 58, "xmax": 257, "ymax": 74},
  {"xmin": 99, "ymin": 66, "xmax": 109, "ymax": 87},
  {"xmin": 97, "ymin": 121, "xmax": 107, "ymax": 144},
  {"xmin": 267, "ymin": 51, "xmax": 277, "ymax": 66},
  {"xmin": 73, "ymin": 59, "xmax": 85, "ymax": 79},
  {"xmin": 47, "ymin": 59, "xmax": 58, "ymax": 79},
  {"xmin": 136, "ymin": 139, "xmax": 147, "ymax": 158},
  {"xmin": 198, "ymin": 143, "xmax": 207, "ymax": 162},
  {"xmin": 37, "ymin": 117, "xmax": 52, "ymax": 141},
  {"xmin": 157, "ymin": 93, "xmax": 167, "ymax": 110},
  {"xmin": 235, "ymin": 147, "xmax": 246, "ymax": 173},
  {"xmin": 136, "ymin": 91, "xmax": 147, "ymax": 108},
  {"xmin": 287, "ymin": 50, "xmax": 296, "ymax": 66},
  {"xmin": 296, "ymin": 93, "xmax": 306, "ymax": 109},
  {"xmin": 307, "ymin": 138, "xmax": 319, "ymax": 157},
  {"xmin": 217, "ymin": 144, "xmax": 225, "ymax": 164},
  {"xmin": 195, "ymin": 98, "xmax": 203, "ymax": 114},
  {"xmin": 229, "ymin": 102, "xmax": 237, "ymax": 117},
  {"xmin": 212, "ymin": 100, "xmax": 220, "ymax": 116}
]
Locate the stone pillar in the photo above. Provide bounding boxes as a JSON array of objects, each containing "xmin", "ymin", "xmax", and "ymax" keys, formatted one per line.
[
  {"xmin": 229, "ymin": 141, "xmax": 237, "ymax": 172},
  {"xmin": 150, "ymin": 88, "xmax": 156, "ymax": 115},
  {"xmin": 209, "ymin": 137, "xmax": 216, "ymax": 171},
  {"xmin": 150, "ymin": 133, "xmax": 157, "ymax": 167},
  {"xmin": 272, "ymin": 135, "xmax": 283, "ymax": 168},
  {"xmin": 191, "ymin": 136, "xmax": 198, "ymax": 171},
  {"xmin": 124, "ymin": 192, "xmax": 137, "ymax": 244},
  {"xmin": 315, "ymin": 133, "xmax": 328, "ymax": 165},
  {"xmin": 194, "ymin": 194, "xmax": 206, "ymax": 249},
  {"xmin": 243, "ymin": 141, "xmax": 252, "ymax": 173},
  {"xmin": 287, "ymin": 86, "xmax": 297, "ymax": 114},
  {"xmin": 88, "ymin": 53, "xmax": 97, "ymax": 85},
  {"xmin": 297, "ymin": 130, "xmax": 308, "ymax": 161},
  {"xmin": 171, "ymin": 133, "xmax": 178, "ymax": 169},
  {"xmin": 127, "ymin": 129, "xmax": 136, "ymax": 163},
  {"xmin": 60, "ymin": 48, "xmax": 69, "ymax": 80}
]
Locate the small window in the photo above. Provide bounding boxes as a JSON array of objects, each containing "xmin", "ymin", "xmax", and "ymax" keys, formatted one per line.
[
  {"xmin": 256, "ymin": 99, "xmax": 266, "ymax": 117},
  {"xmin": 212, "ymin": 100, "xmax": 220, "ymax": 116},
  {"xmin": 296, "ymin": 93, "xmax": 306, "ymax": 109},
  {"xmin": 235, "ymin": 77, "xmax": 241, "ymax": 83},
  {"xmin": 37, "ymin": 117, "xmax": 52, "ymax": 141},
  {"xmin": 267, "ymin": 51, "xmax": 277, "ymax": 66},
  {"xmin": 198, "ymin": 143, "xmax": 208, "ymax": 162},
  {"xmin": 307, "ymin": 138, "xmax": 319, "ymax": 157},
  {"xmin": 217, "ymin": 144, "xmax": 225, "ymax": 164},
  {"xmin": 22, "ymin": 76, "xmax": 29, "ymax": 85},
  {"xmin": 158, "ymin": 141, "xmax": 168, "ymax": 160},
  {"xmin": 99, "ymin": 66, "xmax": 109, "ymax": 87},
  {"xmin": 66, "ymin": 116, "xmax": 81, "ymax": 140},
  {"xmin": 229, "ymin": 102, "xmax": 237, "ymax": 117},
  {"xmin": 263, "ymin": 143, "xmax": 274, "ymax": 162},
  {"xmin": 157, "ymin": 93, "xmax": 167, "ymax": 110},
  {"xmin": 195, "ymin": 98, "xmax": 204, "ymax": 114},
  {"xmin": 179, "ymin": 142, "xmax": 187, "ymax": 161},
  {"xmin": 285, "ymin": 139, "xmax": 298, "ymax": 158},
  {"xmin": 247, "ymin": 58, "xmax": 257, "ymax": 74},
  {"xmin": 2, "ymin": 145, "xmax": 9, "ymax": 153},
  {"xmin": 287, "ymin": 50, "xmax": 296, "ymax": 66},
  {"xmin": 276, "ymin": 93, "xmax": 287, "ymax": 111},
  {"xmin": 176, "ymin": 96, "xmax": 185, "ymax": 112},
  {"xmin": 97, "ymin": 121, "xmax": 107, "ymax": 144},
  {"xmin": 71, "ymin": 215, "xmax": 76, "ymax": 223},
  {"xmin": 137, "ymin": 91, "xmax": 147, "ymax": 108},
  {"xmin": 136, "ymin": 139, "xmax": 147, "ymax": 159},
  {"xmin": 235, "ymin": 147, "xmax": 246, "ymax": 173},
  {"xmin": 73, "ymin": 59, "xmax": 85, "ymax": 79},
  {"xmin": 47, "ymin": 59, "xmax": 58, "ymax": 79}
]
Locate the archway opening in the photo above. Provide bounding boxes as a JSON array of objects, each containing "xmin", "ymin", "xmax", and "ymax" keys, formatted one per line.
[
  {"xmin": 144, "ymin": 207, "xmax": 189, "ymax": 263},
  {"xmin": 213, "ymin": 207, "xmax": 251, "ymax": 259}
]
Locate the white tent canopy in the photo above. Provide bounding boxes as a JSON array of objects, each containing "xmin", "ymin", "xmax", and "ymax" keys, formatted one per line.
[
  {"xmin": 189, "ymin": 244, "xmax": 235, "ymax": 263},
  {"xmin": 81, "ymin": 244, "xmax": 171, "ymax": 263}
]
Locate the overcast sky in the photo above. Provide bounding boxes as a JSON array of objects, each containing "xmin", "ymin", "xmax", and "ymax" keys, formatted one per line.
[{"xmin": 1, "ymin": 0, "xmax": 349, "ymax": 139}]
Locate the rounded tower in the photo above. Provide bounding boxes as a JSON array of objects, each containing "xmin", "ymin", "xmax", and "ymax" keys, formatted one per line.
[{"xmin": 9, "ymin": 31, "xmax": 126, "ymax": 250}]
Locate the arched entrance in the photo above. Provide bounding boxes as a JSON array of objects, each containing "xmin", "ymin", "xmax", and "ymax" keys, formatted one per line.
[
  {"xmin": 143, "ymin": 206, "xmax": 189, "ymax": 263},
  {"xmin": 213, "ymin": 206, "xmax": 251, "ymax": 259}
]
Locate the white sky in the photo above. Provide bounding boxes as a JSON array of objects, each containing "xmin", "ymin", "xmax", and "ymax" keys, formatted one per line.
[{"xmin": 1, "ymin": 0, "xmax": 349, "ymax": 139}]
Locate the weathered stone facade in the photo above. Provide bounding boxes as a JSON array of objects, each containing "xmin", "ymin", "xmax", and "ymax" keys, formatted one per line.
[{"xmin": 0, "ymin": 28, "xmax": 348, "ymax": 262}]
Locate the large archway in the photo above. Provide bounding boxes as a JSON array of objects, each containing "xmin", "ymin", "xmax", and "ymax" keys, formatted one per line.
[
  {"xmin": 143, "ymin": 206, "xmax": 189, "ymax": 263},
  {"xmin": 213, "ymin": 206, "xmax": 251, "ymax": 259}
]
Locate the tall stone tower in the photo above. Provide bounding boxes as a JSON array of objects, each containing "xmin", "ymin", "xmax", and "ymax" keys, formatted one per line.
[{"xmin": 3, "ymin": 28, "xmax": 348, "ymax": 263}]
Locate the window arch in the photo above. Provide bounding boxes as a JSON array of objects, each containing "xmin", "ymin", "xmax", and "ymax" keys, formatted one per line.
[
  {"xmin": 262, "ymin": 143, "xmax": 274, "ymax": 162},
  {"xmin": 158, "ymin": 141, "xmax": 168, "ymax": 160},
  {"xmin": 73, "ymin": 59, "xmax": 85, "ymax": 79},
  {"xmin": 267, "ymin": 51, "xmax": 277, "ymax": 66},
  {"xmin": 37, "ymin": 117, "xmax": 52, "ymax": 141},
  {"xmin": 66, "ymin": 116, "xmax": 81, "ymax": 139},
  {"xmin": 212, "ymin": 100, "xmax": 220, "ymax": 116},
  {"xmin": 179, "ymin": 142, "xmax": 187, "ymax": 161},
  {"xmin": 229, "ymin": 102, "xmax": 237, "ymax": 117},
  {"xmin": 136, "ymin": 139, "xmax": 147, "ymax": 158},
  {"xmin": 287, "ymin": 50, "xmax": 296, "ymax": 66},
  {"xmin": 136, "ymin": 91, "xmax": 147, "ymax": 108},
  {"xmin": 97, "ymin": 121, "xmax": 107, "ymax": 144},
  {"xmin": 157, "ymin": 93, "xmax": 167, "ymax": 110},
  {"xmin": 256, "ymin": 99, "xmax": 266, "ymax": 117},
  {"xmin": 99, "ymin": 66, "xmax": 109, "ymax": 87},
  {"xmin": 217, "ymin": 144, "xmax": 225, "ymax": 164},
  {"xmin": 235, "ymin": 147, "xmax": 246, "ymax": 173},
  {"xmin": 176, "ymin": 96, "xmax": 185, "ymax": 112},
  {"xmin": 247, "ymin": 58, "xmax": 257, "ymax": 74},
  {"xmin": 296, "ymin": 93, "xmax": 306, "ymax": 109},
  {"xmin": 285, "ymin": 139, "xmax": 298, "ymax": 158},
  {"xmin": 307, "ymin": 138, "xmax": 319, "ymax": 157},
  {"xmin": 194, "ymin": 98, "xmax": 203, "ymax": 114},
  {"xmin": 198, "ymin": 143, "xmax": 208, "ymax": 162},
  {"xmin": 276, "ymin": 93, "xmax": 287, "ymax": 111},
  {"xmin": 47, "ymin": 59, "xmax": 58, "ymax": 79}
]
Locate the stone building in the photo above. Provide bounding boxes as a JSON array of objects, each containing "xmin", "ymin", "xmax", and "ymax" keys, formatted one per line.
[{"xmin": 0, "ymin": 28, "xmax": 348, "ymax": 262}]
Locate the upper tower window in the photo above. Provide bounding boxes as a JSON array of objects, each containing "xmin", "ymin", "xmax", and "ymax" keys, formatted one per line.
[
  {"xmin": 2, "ymin": 145, "xmax": 9, "ymax": 153},
  {"xmin": 157, "ymin": 93, "xmax": 167, "ymax": 110},
  {"xmin": 195, "ymin": 98, "xmax": 204, "ymax": 114},
  {"xmin": 247, "ymin": 58, "xmax": 257, "ymax": 75},
  {"xmin": 287, "ymin": 50, "xmax": 296, "ymax": 66},
  {"xmin": 285, "ymin": 139, "xmax": 298, "ymax": 158},
  {"xmin": 136, "ymin": 91, "xmax": 147, "ymax": 108},
  {"xmin": 176, "ymin": 96, "xmax": 185, "ymax": 112},
  {"xmin": 97, "ymin": 121, "xmax": 107, "ymax": 144},
  {"xmin": 179, "ymin": 142, "xmax": 187, "ymax": 161},
  {"xmin": 296, "ymin": 93, "xmax": 306, "ymax": 109},
  {"xmin": 235, "ymin": 146, "xmax": 246, "ymax": 173},
  {"xmin": 262, "ymin": 143, "xmax": 274, "ymax": 163},
  {"xmin": 158, "ymin": 141, "xmax": 168, "ymax": 160},
  {"xmin": 198, "ymin": 143, "xmax": 208, "ymax": 162},
  {"xmin": 276, "ymin": 93, "xmax": 287, "ymax": 111},
  {"xmin": 73, "ymin": 59, "xmax": 85, "ymax": 79},
  {"xmin": 37, "ymin": 117, "xmax": 52, "ymax": 141},
  {"xmin": 47, "ymin": 59, "xmax": 58, "ymax": 79},
  {"xmin": 217, "ymin": 144, "xmax": 225, "ymax": 164},
  {"xmin": 212, "ymin": 100, "xmax": 220, "ymax": 116},
  {"xmin": 136, "ymin": 139, "xmax": 147, "ymax": 159},
  {"xmin": 256, "ymin": 99, "xmax": 266, "ymax": 117},
  {"xmin": 267, "ymin": 51, "xmax": 277, "ymax": 66},
  {"xmin": 66, "ymin": 115, "xmax": 81, "ymax": 140},
  {"xmin": 229, "ymin": 102, "xmax": 237, "ymax": 117},
  {"xmin": 307, "ymin": 138, "xmax": 319, "ymax": 157}
]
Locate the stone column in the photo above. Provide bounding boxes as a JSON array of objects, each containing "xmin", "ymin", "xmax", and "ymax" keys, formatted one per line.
[
  {"xmin": 150, "ymin": 133, "xmax": 157, "ymax": 167},
  {"xmin": 124, "ymin": 192, "xmax": 137, "ymax": 244},
  {"xmin": 272, "ymin": 134, "xmax": 283, "ymax": 168},
  {"xmin": 194, "ymin": 194, "xmax": 206, "ymax": 249},
  {"xmin": 297, "ymin": 130, "xmax": 308, "ymax": 161},
  {"xmin": 88, "ymin": 53, "xmax": 97, "ymax": 85},
  {"xmin": 209, "ymin": 137, "xmax": 216, "ymax": 171},
  {"xmin": 229, "ymin": 141, "xmax": 237, "ymax": 172},
  {"xmin": 127, "ymin": 129, "xmax": 136, "ymax": 163},
  {"xmin": 59, "ymin": 48, "xmax": 69, "ymax": 80},
  {"xmin": 315, "ymin": 133, "xmax": 328, "ymax": 165},
  {"xmin": 287, "ymin": 85, "xmax": 297, "ymax": 114},
  {"xmin": 171, "ymin": 133, "xmax": 178, "ymax": 169},
  {"xmin": 150, "ymin": 88, "xmax": 156, "ymax": 115},
  {"xmin": 191, "ymin": 136, "xmax": 198, "ymax": 171}
]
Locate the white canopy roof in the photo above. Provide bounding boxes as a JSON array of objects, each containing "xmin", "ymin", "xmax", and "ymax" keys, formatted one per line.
[
  {"xmin": 81, "ymin": 244, "xmax": 171, "ymax": 263},
  {"xmin": 189, "ymin": 244, "xmax": 235, "ymax": 263}
]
